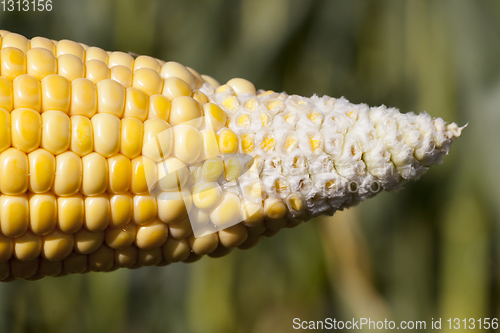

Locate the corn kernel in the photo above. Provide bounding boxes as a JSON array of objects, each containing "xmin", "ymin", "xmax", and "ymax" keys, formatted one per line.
[
  {"xmin": 41, "ymin": 111, "xmax": 70, "ymax": 154},
  {"xmin": 161, "ymin": 77, "xmax": 192, "ymax": 101},
  {"xmin": 28, "ymin": 192, "xmax": 57, "ymax": 235},
  {"xmin": 0, "ymin": 109, "xmax": 9, "ymax": 154},
  {"xmin": 162, "ymin": 238, "xmax": 191, "ymax": 262},
  {"xmin": 218, "ymin": 129, "xmax": 238, "ymax": 154},
  {"xmin": 91, "ymin": 113, "xmax": 120, "ymax": 157},
  {"xmin": 57, "ymin": 54, "xmax": 85, "ymax": 81},
  {"xmin": 85, "ymin": 59, "xmax": 110, "ymax": 84},
  {"xmin": 10, "ymin": 258, "xmax": 39, "ymax": 279},
  {"xmin": 96, "ymin": 79, "xmax": 125, "ymax": 117},
  {"xmin": 30, "ymin": 37, "xmax": 56, "ymax": 54},
  {"xmin": 26, "ymin": 48, "xmax": 57, "ymax": 80},
  {"xmin": 242, "ymin": 201, "xmax": 264, "ymax": 227},
  {"xmin": 63, "ymin": 252, "xmax": 87, "ymax": 274},
  {"xmin": 264, "ymin": 197, "xmax": 286, "ymax": 220},
  {"xmin": 0, "ymin": 194, "xmax": 29, "ymax": 237},
  {"xmin": 81, "ymin": 152, "xmax": 108, "ymax": 196},
  {"xmin": 27, "ymin": 148, "xmax": 55, "ymax": 193},
  {"xmin": 0, "ymin": 77, "xmax": 13, "ymax": 111},
  {"xmin": 186, "ymin": 67, "xmax": 204, "ymax": 89},
  {"xmin": 157, "ymin": 189, "xmax": 193, "ymax": 224},
  {"xmin": 11, "ymin": 107, "xmax": 41, "ymax": 153},
  {"xmin": 192, "ymin": 182, "xmax": 221, "ymax": 210},
  {"xmin": 105, "ymin": 222, "xmax": 136, "ymax": 249},
  {"xmin": 120, "ymin": 117, "xmax": 143, "ymax": 159},
  {"xmin": 0, "ymin": 234, "xmax": 13, "ymax": 263},
  {"xmin": 157, "ymin": 157, "xmax": 188, "ymax": 191},
  {"xmin": 133, "ymin": 68, "xmax": 163, "ymax": 96},
  {"xmin": 14, "ymin": 230, "xmax": 42, "ymax": 261},
  {"xmin": 1, "ymin": 47, "xmax": 26, "ymax": 81},
  {"xmin": 88, "ymin": 245, "xmax": 114, "ymax": 272},
  {"xmin": 135, "ymin": 218, "xmax": 168, "ymax": 250},
  {"xmin": 109, "ymin": 192, "xmax": 133, "ymax": 228},
  {"xmin": 38, "ymin": 258, "xmax": 62, "ymax": 277},
  {"xmin": 124, "ymin": 87, "xmax": 148, "ymax": 121},
  {"xmin": 209, "ymin": 191, "xmax": 241, "ymax": 227},
  {"xmin": 172, "ymin": 124, "xmax": 202, "ymax": 164},
  {"xmin": 114, "ymin": 246, "xmax": 137, "ymax": 268},
  {"xmin": 201, "ymin": 157, "xmax": 224, "ymax": 182},
  {"xmin": 0, "ymin": 148, "xmax": 28, "ymax": 195},
  {"xmin": 167, "ymin": 215, "xmax": 192, "ymax": 239},
  {"xmin": 70, "ymin": 115, "xmax": 94, "ymax": 156},
  {"xmin": 227, "ymin": 78, "xmax": 256, "ymax": 96},
  {"xmin": 70, "ymin": 78, "xmax": 97, "ymax": 117},
  {"xmin": 142, "ymin": 118, "xmax": 172, "ymax": 162},
  {"xmin": 130, "ymin": 156, "xmax": 150, "ymax": 194},
  {"xmin": 192, "ymin": 90, "xmax": 208, "ymax": 105},
  {"xmin": 53, "ymin": 151, "xmax": 82, "ymax": 196},
  {"xmin": 148, "ymin": 94, "xmax": 170, "ymax": 121},
  {"xmin": 203, "ymin": 103, "xmax": 226, "ymax": 132},
  {"xmin": 132, "ymin": 194, "xmax": 157, "ymax": 225},
  {"xmin": 137, "ymin": 247, "xmax": 162, "ymax": 266},
  {"xmin": 85, "ymin": 46, "xmax": 108, "ymax": 63},
  {"xmin": 223, "ymin": 155, "xmax": 243, "ymax": 182},
  {"xmin": 110, "ymin": 65, "xmax": 132, "ymax": 88},
  {"xmin": 160, "ymin": 61, "xmax": 197, "ymax": 90},
  {"xmin": 188, "ymin": 233, "xmax": 219, "ymax": 256},
  {"xmin": 56, "ymin": 39, "xmax": 85, "ymax": 61},
  {"xmin": 41, "ymin": 74, "xmax": 70, "ymax": 113},
  {"xmin": 13, "ymin": 74, "xmax": 41, "ymax": 111},
  {"xmin": 107, "ymin": 154, "xmax": 131, "ymax": 194},
  {"xmin": 57, "ymin": 193, "xmax": 84, "ymax": 233},
  {"xmin": 218, "ymin": 223, "xmax": 248, "ymax": 248},
  {"xmin": 42, "ymin": 229, "xmax": 74, "ymax": 261},
  {"xmin": 84, "ymin": 194, "xmax": 110, "ymax": 231},
  {"xmin": 133, "ymin": 55, "xmax": 161, "ymax": 72},
  {"xmin": 108, "ymin": 51, "xmax": 134, "ymax": 70}
]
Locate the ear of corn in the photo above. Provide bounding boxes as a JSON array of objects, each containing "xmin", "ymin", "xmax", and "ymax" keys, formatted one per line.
[{"xmin": 0, "ymin": 31, "xmax": 464, "ymax": 281}]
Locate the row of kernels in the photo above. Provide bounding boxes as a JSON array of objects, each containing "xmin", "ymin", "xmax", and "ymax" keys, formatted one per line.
[{"xmin": 0, "ymin": 147, "xmax": 154, "ymax": 196}]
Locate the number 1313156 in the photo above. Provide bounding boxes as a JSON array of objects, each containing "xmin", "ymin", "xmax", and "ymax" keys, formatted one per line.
[{"xmin": 1, "ymin": 0, "xmax": 52, "ymax": 11}]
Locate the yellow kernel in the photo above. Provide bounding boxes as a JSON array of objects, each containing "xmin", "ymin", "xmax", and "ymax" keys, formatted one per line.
[
  {"xmin": 74, "ymin": 228, "xmax": 104, "ymax": 254},
  {"xmin": 0, "ymin": 234, "xmax": 13, "ymax": 262},
  {"xmin": 70, "ymin": 78, "xmax": 97, "ymax": 117},
  {"xmin": 192, "ymin": 182, "xmax": 222, "ymax": 210},
  {"xmin": 53, "ymin": 151, "xmax": 82, "ymax": 196},
  {"xmin": 192, "ymin": 90, "xmax": 208, "ymax": 105},
  {"xmin": 2, "ymin": 32, "xmax": 29, "ymax": 52},
  {"xmin": 186, "ymin": 67, "xmax": 204, "ymax": 89},
  {"xmin": 264, "ymin": 197, "xmax": 287, "ymax": 220},
  {"xmin": 157, "ymin": 189, "xmax": 193, "ymax": 224},
  {"xmin": 218, "ymin": 223, "xmax": 248, "ymax": 248},
  {"xmin": 88, "ymin": 245, "xmax": 114, "ymax": 272},
  {"xmin": 91, "ymin": 113, "xmax": 121, "ymax": 157},
  {"xmin": 97, "ymin": 79, "xmax": 125, "ymax": 117},
  {"xmin": 157, "ymin": 157, "xmax": 188, "ymax": 191},
  {"xmin": 142, "ymin": 118, "xmax": 172, "ymax": 162},
  {"xmin": 56, "ymin": 39, "xmax": 85, "ymax": 61},
  {"xmin": 203, "ymin": 103, "xmax": 227, "ymax": 132},
  {"xmin": 201, "ymin": 74, "xmax": 220, "ymax": 89},
  {"xmin": 0, "ymin": 148, "xmax": 28, "ymax": 195},
  {"xmin": 162, "ymin": 238, "xmax": 191, "ymax": 262},
  {"xmin": 11, "ymin": 107, "xmax": 40, "ymax": 153},
  {"xmin": 13, "ymin": 74, "xmax": 41, "ymax": 111},
  {"xmin": 26, "ymin": 48, "xmax": 57, "ymax": 80},
  {"xmin": 133, "ymin": 194, "xmax": 157, "ymax": 226},
  {"xmin": 188, "ymin": 233, "xmax": 219, "ymax": 256},
  {"xmin": 124, "ymin": 87, "xmax": 148, "ymax": 121},
  {"xmin": 133, "ymin": 55, "xmax": 161, "ymax": 72},
  {"xmin": 81, "ymin": 152, "xmax": 108, "ymax": 196},
  {"xmin": 109, "ymin": 192, "xmax": 133, "ymax": 228},
  {"xmin": 135, "ymin": 219, "xmax": 168, "ymax": 250},
  {"xmin": 85, "ymin": 46, "xmax": 108, "ymax": 63},
  {"xmin": 85, "ymin": 59, "xmax": 110, "ymax": 84},
  {"xmin": 209, "ymin": 191, "xmax": 242, "ymax": 227},
  {"xmin": 114, "ymin": 246, "xmax": 137, "ymax": 268},
  {"xmin": 130, "ymin": 156, "xmax": 150, "ymax": 194},
  {"xmin": 221, "ymin": 95, "xmax": 239, "ymax": 113},
  {"xmin": 241, "ymin": 133, "xmax": 255, "ymax": 153},
  {"xmin": 120, "ymin": 117, "xmax": 143, "ymax": 159},
  {"xmin": 70, "ymin": 115, "xmax": 94, "ymax": 156},
  {"xmin": 167, "ymin": 215, "xmax": 193, "ymax": 239},
  {"xmin": 41, "ymin": 74, "xmax": 70, "ymax": 113},
  {"xmin": 107, "ymin": 154, "xmax": 131, "ymax": 194},
  {"xmin": 108, "ymin": 51, "xmax": 134, "ymax": 70},
  {"xmin": 226, "ymin": 78, "xmax": 256, "ymax": 96},
  {"xmin": 57, "ymin": 54, "xmax": 85, "ymax": 81},
  {"xmin": 27, "ymin": 148, "xmax": 55, "ymax": 194},
  {"xmin": 84, "ymin": 194, "xmax": 110, "ymax": 231},
  {"xmin": 0, "ymin": 109, "xmax": 9, "ymax": 153},
  {"xmin": 160, "ymin": 61, "xmax": 197, "ymax": 90},
  {"xmin": 41, "ymin": 111, "xmax": 71, "ymax": 155},
  {"xmin": 218, "ymin": 129, "xmax": 238, "ymax": 154},
  {"xmin": 148, "ymin": 94, "xmax": 171, "ymax": 121},
  {"xmin": 30, "ymin": 37, "xmax": 55, "ymax": 54},
  {"xmin": 42, "ymin": 229, "xmax": 74, "ymax": 261},
  {"xmin": 1, "ymin": 47, "xmax": 26, "ymax": 81},
  {"xmin": 223, "ymin": 155, "xmax": 243, "ymax": 182},
  {"xmin": 110, "ymin": 65, "xmax": 132, "ymax": 88},
  {"xmin": 133, "ymin": 68, "xmax": 163, "ymax": 96},
  {"xmin": 105, "ymin": 222, "xmax": 136, "ymax": 249},
  {"xmin": 172, "ymin": 124, "xmax": 202, "ymax": 164},
  {"xmin": 1, "ymin": 194, "xmax": 29, "ymax": 238},
  {"xmin": 201, "ymin": 157, "xmax": 224, "ymax": 182},
  {"xmin": 14, "ymin": 230, "xmax": 42, "ymax": 261},
  {"xmin": 57, "ymin": 194, "xmax": 84, "ymax": 233},
  {"xmin": 198, "ymin": 129, "xmax": 220, "ymax": 161},
  {"xmin": 169, "ymin": 96, "xmax": 202, "ymax": 127},
  {"xmin": 0, "ymin": 77, "xmax": 13, "ymax": 111},
  {"xmin": 242, "ymin": 201, "xmax": 264, "ymax": 227}
]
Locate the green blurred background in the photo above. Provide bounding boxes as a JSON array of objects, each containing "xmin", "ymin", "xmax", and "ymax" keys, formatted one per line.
[{"xmin": 0, "ymin": 0, "xmax": 497, "ymax": 332}]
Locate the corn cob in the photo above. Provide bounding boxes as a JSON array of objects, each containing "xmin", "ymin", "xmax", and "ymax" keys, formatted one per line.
[{"xmin": 0, "ymin": 31, "xmax": 464, "ymax": 281}]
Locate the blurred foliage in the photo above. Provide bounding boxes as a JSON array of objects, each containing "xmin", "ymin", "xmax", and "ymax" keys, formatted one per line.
[{"xmin": 1, "ymin": 0, "xmax": 499, "ymax": 332}]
